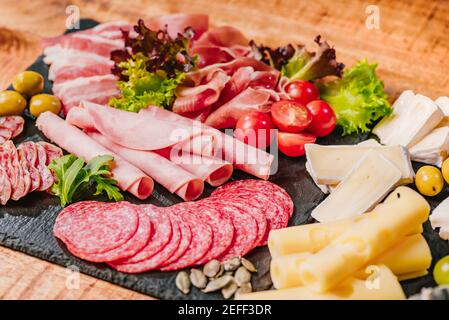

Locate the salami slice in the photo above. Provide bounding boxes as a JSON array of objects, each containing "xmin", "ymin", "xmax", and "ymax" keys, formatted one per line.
[
  {"xmin": 37, "ymin": 141, "xmax": 63, "ymax": 164},
  {"xmin": 54, "ymin": 201, "xmax": 139, "ymax": 254},
  {"xmin": 0, "ymin": 167, "xmax": 11, "ymax": 205},
  {"xmin": 7, "ymin": 141, "xmax": 26, "ymax": 201},
  {"xmin": 0, "ymin": 142, "xmax": 16, "ymax": 197},
  {"xmin": 0, "ymin": 116, "xmax": 24, "ymax": 141},
  {"xmin": 35, "ymin": 143, "xmax": 54, "ymax": 191},
  {"xmin": 110, "ymin": 205, "xmax": 172, "ymax": 265},
  {"xmin": 18, "ymin": 142, "xmax": 41, "ymax": 192},
  {"xmin": 187, "ymin": 201, "xmax": 235, "ymax": 264},
  {"xmin": 67, "ymin": 207, "xmax": 152, "ymax": 263},
  {"xmin": 160, "ymin": 206, "xmax": 213, "ymax": 271},
  {"xmin": 17, "ymin": 148, "xmax": 31, "ymax": 197},
  {"xmin": 110, "ymin": 209, "xmax": 181, "ymax": 273},
  {"xmin": 214, "ymin": 201, "xmax": 258, "ymax": 261},
  {"xmin": 158, "ymin": 212, "xmax": 192, "ymax": 268}
]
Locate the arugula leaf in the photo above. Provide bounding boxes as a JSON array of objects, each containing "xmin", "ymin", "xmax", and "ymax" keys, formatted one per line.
[
  {"xmin": 49, "ymin": 154, "xmax": 123, "ymax": 206},
  {"xmin": 319, "ymin": 59, "xmax": 392, "ymax": 135}
]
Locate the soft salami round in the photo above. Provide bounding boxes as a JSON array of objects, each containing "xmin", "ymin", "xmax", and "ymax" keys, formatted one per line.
[{"xmin": 54, "ymin": 201, "xmax": 139, "ymax": 254}]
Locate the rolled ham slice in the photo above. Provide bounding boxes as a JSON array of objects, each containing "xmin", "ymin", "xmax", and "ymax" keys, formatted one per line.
[
  {"xmin": 36, "ymin": 112, "xmax": 153, "ymax": 200},
  {"xmin": 71, "ymin": 102, "xmax": 274, "ymax": 179},
  {"xmin": 88, "ymin": 132, "xmax": 204, "ymax": 201}
]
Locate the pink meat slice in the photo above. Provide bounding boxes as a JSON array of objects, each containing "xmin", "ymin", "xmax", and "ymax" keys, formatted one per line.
[
  {"xmin": 35, "ymin": 143, "xmax": 54, "ymax": 191},
  {"xmin": 110, "ymin": 207, "xmax": 181, "ymax": 273},
  {"xmin": 53, "ymin": 63, "xmax": 113, "ymax": 84},
  {"xmin": 147, "ymin": 14, "xmax": 209, "ymax": 40},
  {"xmin": 17, "ymin": 142, "xmax": 41, "ymax": 192},
  {"xmin": 111, "ymin": 205, "xmax": 172, "ymax": 265},
  {"xmin": 160, "ymin": 207, "xmax": 213, "ymax": 271},
  {"xmin": 0, "ymin": 167, "xmax": 11, "ymax": 205},
  {"xmin": 0, "ymin": 142, "xmax": 17, "ymax": 195},
  {"xmin": 48, "ymin": 55, "xmax": 113, "ymax": 81},
  {"xmin": 6, "ymin": 141, "xmax": 26, "ymax": 201},
  {"xmin": 17, "ymin": 148, "xmax": 31, "ymax": 198},
  {"xmin": 36, "ymin": 112, "xmax": 154, "ymax": 199},
  {"xmin": 52, "ymin": 74, "xmax": 117, "ymax": 100},
  {"xmin": 36, "ymin": 141, "xmax": 63, "ymax": 164},
  {"xmin": 0, "ymin": 116, "xmax": 25, "ymax": 139},
  {"xmin": 51, "ymin": 34, "xmax": 124, "ymax": 58},
  {"xmin": 88, "ymin": 132, "xmax": 204, "ymax": 201}
]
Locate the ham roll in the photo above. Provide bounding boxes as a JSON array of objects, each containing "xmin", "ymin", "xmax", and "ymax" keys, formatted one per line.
[{"xmin": 36, "ymin": 112, "xmax": 153, "ymax": 199}]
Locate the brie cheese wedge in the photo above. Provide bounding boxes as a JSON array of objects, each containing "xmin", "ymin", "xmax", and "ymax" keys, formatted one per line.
[
  {"xmin": 436, "ymin": 96, "xmax": 449, "ymax": 127},
  {"xmin": 311, "ymin": 150, "xmax": 402, "ymax": 222},
  {"xmin": 409, "ymin": 127, "xmax": 449, "ymax": 167},
  {"xmin": 430, "ymin": 196, "xmax": 449, "ymax": 241},
  {"xmin": 373, "ymin": 91, "xmax": 444, "ymax": 148}
]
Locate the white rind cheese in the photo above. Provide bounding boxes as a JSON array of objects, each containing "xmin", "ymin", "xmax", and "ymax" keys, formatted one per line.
[
  {"xmin": 409, "ymin": 127, "xmax": 449, "ymax": 167},
  {"xmin": 311, "ymin": 150, "xmax": 402, "ymax": 222},
  {"xmin": 373, "ymin": 90, "xmax": 444, "ymax": 148},
  {"xmin": 430, "ymin": 196, "xmax": 449, "ymax": 241}
]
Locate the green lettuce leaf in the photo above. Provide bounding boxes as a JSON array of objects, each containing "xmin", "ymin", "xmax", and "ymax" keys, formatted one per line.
[{"xmin": 319, "ymin": 59, "xmax": 392, "ymax": 135}]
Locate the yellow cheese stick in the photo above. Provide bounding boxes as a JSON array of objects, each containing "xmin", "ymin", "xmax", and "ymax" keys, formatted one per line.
[
  {"xmin": 237, "ymin": 265, "xmax": 405, "ymax": 300},
  {"xmin": 298, "ymin": 186, "xmax": 430, "ymax": 293},
  {"xmin": 271, "ymin": 234, "xmax": 431, "ymax": 289},
  {"xmin": 268, "ymin": 216, "xmax": 423, "ymax": 258}
]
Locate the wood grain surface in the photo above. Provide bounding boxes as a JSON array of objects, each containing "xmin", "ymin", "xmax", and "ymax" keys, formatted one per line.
[{"xmin": 0, "ymin": 0, "xmax": 448, "ymax": 300}]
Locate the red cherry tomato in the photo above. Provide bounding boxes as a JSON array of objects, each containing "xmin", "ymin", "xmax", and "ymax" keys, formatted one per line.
[
  {"xmin": 235, "ymin": 111, "xmax": 275, "ymax": 149},
  {"xmin": 277, "ymin": 132, "xmax": 316, "ymax": 157},
  {"xmin": 285, "ymin": 80, "xmax": 319, "ymax": 105},
  {"xmin": 305, "ymin": 100, "xmax": 337, "ymax": 137},
  {"xmin": 271, "ymin": 100, "xmax": 312, "ymax": 133}
]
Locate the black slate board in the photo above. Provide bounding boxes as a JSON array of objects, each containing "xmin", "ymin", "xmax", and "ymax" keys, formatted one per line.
[{"xmin": 1, "ymin": 19, "xmax": 448, "ymax": 300}]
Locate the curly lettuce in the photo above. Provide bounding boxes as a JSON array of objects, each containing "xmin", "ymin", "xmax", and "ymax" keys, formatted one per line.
[{"xmin": 319, "ymin": 60, "xmax": 392, "ymax": 135}]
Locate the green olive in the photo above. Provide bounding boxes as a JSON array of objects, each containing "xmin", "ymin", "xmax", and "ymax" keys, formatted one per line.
[
  {"xmin": 29, "ymin": 94, "xmax": 61, "ymax": 117},
  {"xmin": 12, "ymin": 71, "xmax": 44, "ymax": 96},
  {"xmin": 0, "ymin": 90, "xmax": 27, "ymax": 116}
]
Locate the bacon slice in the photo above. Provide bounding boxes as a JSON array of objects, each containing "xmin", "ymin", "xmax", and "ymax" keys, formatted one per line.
[{"xmin": 36, "ymin": 112, "xmax": 153, "ymax": 200}]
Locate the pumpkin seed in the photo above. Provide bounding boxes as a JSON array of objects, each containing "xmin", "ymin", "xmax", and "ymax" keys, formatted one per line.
[
  {"xmin": 189, "ymin": 269, "xmax": 207, "ymax": 289},
  {"xmin": 214, "ymin": 264, "xmax": 224, "ymax": 278},
  {"xmin": 176, "ymin": 271, "xmax": 191, "ymax": 295},
  {"xmin": 235, "ymin": 282, "xmax": 252, "ymax": 296},
  {"xmin": 203, "ymin": 275, "xmax": 234, "ymax": 293},
  {"xmin": 234, "ymin": 266, "xmax": 251, "ymax": 286},
  {"xmin": 203, "ymin": 259, "xmax": 221, "ymax": 278},
  {"xmin": 241, "ymin": 257, "xmax": 257, "ymax": 273},
  {"xmin": 221, "ymin": 282, "xmax": 238, "ymax": 299},
  {"xmin": 223, "ymin": 257, "xmax": 241, "ymax": 271}
]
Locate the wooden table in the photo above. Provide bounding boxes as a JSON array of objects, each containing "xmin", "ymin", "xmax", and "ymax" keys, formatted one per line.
[{"xmin": 0, "ymin": 0, "xmax": 448, "ymax": 300}]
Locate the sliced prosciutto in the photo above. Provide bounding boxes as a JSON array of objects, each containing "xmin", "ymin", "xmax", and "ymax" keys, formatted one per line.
[
  {"xmin": 146, "ymin": 13, "xmax": 209, "ymax": 40},
  {"xmin": 52, "ymin": 64, "xmax": 113, "ymax": 84},
  {"xmin": 36, "ymin": 112, "xmax": 154, "ymax": 200},
  {"xmin": 69, "ymin": 102, "xmax": 274, "ymax": 180},
  {"xmin": 88, "ymin": 132, "xmax": 204, "ymax": 201}
]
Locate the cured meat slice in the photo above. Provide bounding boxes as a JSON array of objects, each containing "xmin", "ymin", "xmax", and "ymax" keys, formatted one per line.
[
  {"xmin": 51, "ymin": 34, "xmax": 124, "ymax": 58},
  {"xmin": 53, "ymin": 64, "xmax": 113, "ymax": 84},
  {"xmin": 36, "ymin": 141, "xmax": 63, "ymax": 164},
  {"xmin": 0, "ymin": 116, "xmax": 25, "ymax": 143},
  {"xmin": 0, "ymin": 167, "xmax": 11, "ymax": 205},
  {"xmin": 17, "ymin": 148, "xmax": 31, "ymax": 197},
  {"xmin": 0, "ymin": 142, "xmax": 17, "ymax": 197},
  {"xmin": 185, "ymin": 202, "xmax": 235, "ymax": 264},
  {"xmin": 111, "ymin": 205, "xmax": 172, "ymax": 265},
  {"xmin": 156, "ymin": 148, "xmax": 233, "ymax": 187},
  {"xmin": 52, "ymin": 74, "xmax": 118, "ymax": 100},
  {"xmin": 89, "ymin": 132, "xmax": 204, "ymax": 201},
  {"xmin": 204, "ymin": 87, "xmax": 272, "ymax": 129},
  {"xmin": 110, "ymin": 206, "xmax": 181, "ymax": 273},
  {"xmin": 160, "ymin": 208, "xmax": 213, "ymax": 271},
  {"xmin": 6, "ymin": 141, "xmax": 26, "ymax": 201},
  {"xmin": 48, "ymin": 55, "xmax": 113, "ymax": 81},
  {"xmin": 157, "ymin": 213, "xmax": 192, "ymax": 268},
  {"xmin": 147, "ymin": 14, "xmax": 209, "ymax": 40},
  {"xmin": 214, "ymin": 201, "xmax": 259, "ymax": 261},
  {"xmin": 17, "ymin": 142, "xmax": 41, "ymax": 192},
  {"xmin": 65, "ymin": 206, "xmax": 152, "ymax": 263},
  {"xmin": 36, "ymin": 112, "xmax": 154, "ymax": 199},
  {"xmin": 35, "ymin": 143, "xmax": 54, "ymax": 191},
  {"xmin": 54, "ymin": 201, "xmax": 139, "ymax": 253}
]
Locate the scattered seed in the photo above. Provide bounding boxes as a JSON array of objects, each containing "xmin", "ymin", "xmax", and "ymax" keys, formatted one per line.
[
  {"xmin": 241, "ymin": 257, "xmax": 257, "ymax": 273},
  {"xmin": 203, "ymin": 275, "xmax": 234, "ymax": 293},
  {"xmin": 203, "ymin": 259, "xmax": 221, "ymax": 278},
  {"xmin": 190, "ymin": 269, "xmax": 207, "ymax": 289},
  {"xmin": 176, "ymin": 271, "xmax": 191, "ymax": 295},
  {"xmin": 235, "ymin": 282, "xmax": 252, "ymax": 296},
  {"xmin": 221, "ymin": 282, "xmax": 238, "ymax": 299},
  {"xmin": 224, "ymin": 271, "xmax": 234, "ymax": 276},
  {"xmin": 223, "ymin": 257, "xmax": 241, "ymax": 271},
  {"xmin": 234, "ymin": 266, "xmax": 251, "ymax": 286}
]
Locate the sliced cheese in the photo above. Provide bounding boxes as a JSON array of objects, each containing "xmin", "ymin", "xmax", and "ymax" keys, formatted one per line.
[
  {"xmin": 397, "ymin": 270, "xmax": 428, "ymax": 281},
  {"xmin": 305, "ymin": 161, "xmax": 330, "ymax": 194},
  {"xmin": 409, "ymin": 127, "xmax": 449, "ymax": 167},
  {"xmin": 311, "ymin": 150, "xmax": 401, "ymax": 222},
  {"xmin": 301, "ymin": 186, "xmax": 430, "ymax": 292},
  {"xmin": 357, "ymin": 139, "xmax": 381, "ymax": 147},
  {"xmin": 430, "ymin": 196, "xmax": 449, "ymax": 241},
  {"xmin": 305, "ymin": 143, "xmax": 414, "ymax": 185},
  {"xmin": 436, "ymin": 96, "xmax": 449, "ymax": 127},
  {"xmin": 268, "ymin": 215, "xmax": 423, "ymax": 258},
  {"xmin": 373, "ymin": 90, "xmax": 444, "ymax": 148},
  {"xmin": 271, "ymin": 234, "xmax": 431, "ymax": 289},
  {"xmin": 237, "ymin": 265, "xmax": 405, "ymax": 300}
]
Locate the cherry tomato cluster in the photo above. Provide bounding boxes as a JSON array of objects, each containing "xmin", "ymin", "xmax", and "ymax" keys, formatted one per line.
[{"xmin": 234, "ymin": 80, "xmax": 337, "ymax": 157}]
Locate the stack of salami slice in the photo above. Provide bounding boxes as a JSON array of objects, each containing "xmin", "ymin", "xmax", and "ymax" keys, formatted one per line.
[
  {"xmin": 0, "ymin": 140, "xmax": 62, "ymax": 204},
  {"xmin": 53, "ymin": 180, "xmax": 294, "ymax": 273},
  {"xmin": 0, "ymin": 116, "xmax": 24, "ymax": 143}
]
